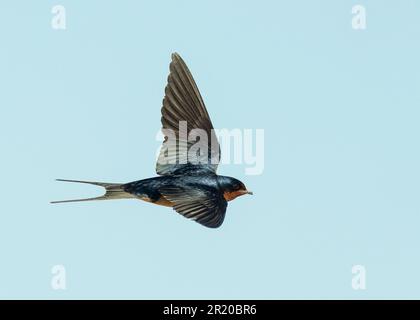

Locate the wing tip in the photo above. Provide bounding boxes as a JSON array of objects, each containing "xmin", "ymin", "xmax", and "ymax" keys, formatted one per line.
[{"xmin": 171, "ymin": 52, "xmax": 181, "ymax": 61}]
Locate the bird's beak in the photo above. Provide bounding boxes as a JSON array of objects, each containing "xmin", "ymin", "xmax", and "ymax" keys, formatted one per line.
[{"xmin": 247, "ymin": 191, "xmax": 253, "ymax": 195}]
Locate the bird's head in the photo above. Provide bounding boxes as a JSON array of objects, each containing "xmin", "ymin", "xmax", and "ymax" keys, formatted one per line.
[{"xmin": 218, "ymin": 176, "xmax": 253, "ymax": 202}]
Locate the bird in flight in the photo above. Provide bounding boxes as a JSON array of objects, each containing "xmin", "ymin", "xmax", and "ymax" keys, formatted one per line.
[{"xmin": 52, "ymin": 53, "xmax": 252, "ymax": 228}]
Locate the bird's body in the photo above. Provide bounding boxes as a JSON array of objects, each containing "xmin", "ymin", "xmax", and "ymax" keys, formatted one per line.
[
  {"xmin": 125, "ymin": 174, "xmax": 220, "ymax": 207},
  {"xmin": 124, "ymin": 174, "xmax": 247, "ymax": 206},
  {"xmin": 53, "ymin": 53, "xmax": 252, "ymax": 228}
]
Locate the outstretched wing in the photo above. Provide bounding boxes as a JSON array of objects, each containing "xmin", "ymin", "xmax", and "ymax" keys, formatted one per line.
[
  {"xmin": 156, "ymin": 53, "xmax": 220, "ymax": 176},
  {"xmin": 159, "ymin": 185, "xmax": 228, "ymax": 228}
]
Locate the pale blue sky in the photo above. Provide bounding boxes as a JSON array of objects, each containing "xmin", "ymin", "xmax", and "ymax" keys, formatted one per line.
[{"xmin": 0, "ymin": 0, "xmax": 419, "ymax": 299}]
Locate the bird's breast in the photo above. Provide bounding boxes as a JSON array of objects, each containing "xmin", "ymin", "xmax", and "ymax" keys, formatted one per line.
[{"xmin": 139, "ymin": 195, "xmax": 174, "ymax": 207}]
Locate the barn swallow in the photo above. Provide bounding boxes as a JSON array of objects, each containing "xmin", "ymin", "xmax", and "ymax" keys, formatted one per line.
[{"xmin": 52, "ymin": 53, "xmax": 252, "ymax": 228}]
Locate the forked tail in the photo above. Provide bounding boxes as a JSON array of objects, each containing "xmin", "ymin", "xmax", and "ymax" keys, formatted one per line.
[{"xmin": 51, "ymin": 179, "xmax": 134, "ymax": 204}]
